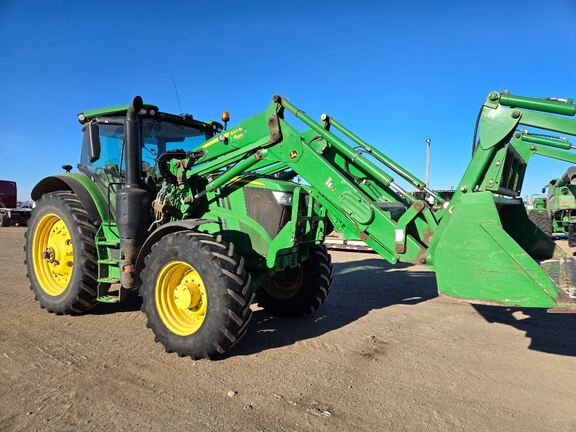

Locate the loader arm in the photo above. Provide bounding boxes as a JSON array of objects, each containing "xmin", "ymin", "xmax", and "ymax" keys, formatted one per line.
[
  {"xmin": 183, "ymin": 96, "xmax": 437, "ymax": 265},
  {"xmin": 176, "ymin": 92, "xmax": 576, "ymax": 310}
]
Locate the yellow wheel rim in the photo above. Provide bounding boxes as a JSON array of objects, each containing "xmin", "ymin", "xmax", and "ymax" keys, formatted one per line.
[
  {"xmin": 263, "ymin": 266, "xmax": 304, "ymax": 300},
  {"xmin": 155, "ymin": 261, "xmax": 208, "ymax": 336},
  {"xmin": 32, "ymin": 213, "xmax": 74, "ymax": 296}
]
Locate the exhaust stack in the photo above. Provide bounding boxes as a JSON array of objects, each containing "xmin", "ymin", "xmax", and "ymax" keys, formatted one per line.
[{"xmin": 115, "ymin": 96, "xmax": 150, "ymax": 289}]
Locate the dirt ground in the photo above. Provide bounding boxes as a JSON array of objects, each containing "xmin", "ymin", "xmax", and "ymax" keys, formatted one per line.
[{"xmin": 0, "ymin": 227, "xmax": 575, "ymax": 432}]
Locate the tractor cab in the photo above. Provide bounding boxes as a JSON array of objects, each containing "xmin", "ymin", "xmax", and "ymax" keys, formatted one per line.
[{"xmin": 76, "ymin": 104, "xmax": 221, "ymax": 211}]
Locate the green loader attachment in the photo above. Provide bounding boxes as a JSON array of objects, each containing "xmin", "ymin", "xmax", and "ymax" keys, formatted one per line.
[
  {"xmin": 25, "ymin": 90, "xmax": 576, "ymax": 359},
  {"xmin": 202, "ymin": 91, "xmax": 576, "ymax": 309}
]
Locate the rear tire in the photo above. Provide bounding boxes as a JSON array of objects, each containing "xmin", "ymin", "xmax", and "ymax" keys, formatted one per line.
[
  {"xmin": 528, "ymin": 210, "xmax": 553, "ymax": 237},
  {"xmin": 569, "ymin": 224, "xmax": 576, "ymax": 248},
  {"xmin": 24, "ymin": 191, "xmax": 99, "ymax": 314},
  {"xmin": 140, "ymin": 231, "xmax": 253, "ymax": 359},
  {"xmin": 256, "ymin": 245, "xmax": 333, "ymax": 317}
]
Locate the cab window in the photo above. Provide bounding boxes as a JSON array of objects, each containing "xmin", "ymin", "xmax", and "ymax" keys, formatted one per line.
[
  {"xmin": 80, "ymin": 123, "xmax": 125, "ymax": 176},
  {"xmin": 141, "ymin": 119, "xmax": 208, "ymax": 169}
]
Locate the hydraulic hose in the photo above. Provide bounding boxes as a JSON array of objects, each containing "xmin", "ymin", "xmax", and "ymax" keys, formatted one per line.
[{"xmin": 471, "ymin": 104, "xmax": 483, "ymax": 156}]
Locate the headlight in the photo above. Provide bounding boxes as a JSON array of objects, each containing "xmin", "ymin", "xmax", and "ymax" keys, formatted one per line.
[{"xmin": 271, "ymin": 191, "xmax": 293, "ymax": 206}]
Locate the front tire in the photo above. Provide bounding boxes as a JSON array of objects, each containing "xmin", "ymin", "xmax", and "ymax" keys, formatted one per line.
[
  {"xmin": 140, "ymin": 231, "xmax": 253, "ymax": 359},
  {"xmin": 256, "ymin": 245, "xmax": 333, "ymax": 317},
  {"xmin": 25, "ymin": 191, "xmax": 99, "ymax": 314}
]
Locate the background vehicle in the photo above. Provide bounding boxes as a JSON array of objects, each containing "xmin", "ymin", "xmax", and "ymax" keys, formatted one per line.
[
  {"xmin": 528, "ymin": 167, "xmax": 576, "ymax": 244},
  {"xmin": 0, "ymin": 180, "xmax": 31, "ymax": 227},
  {"xmin": 24, "ymin": 91, "xmax": 576, "ymax": 359}
]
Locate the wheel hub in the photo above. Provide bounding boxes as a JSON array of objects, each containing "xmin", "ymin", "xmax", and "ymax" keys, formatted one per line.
[
  {"xmin": 263, "ymin": 266, "xmax": 304, "ymax": 300},
  {"xmin": 173, "ymin": 282, "xmax": 202, "ymax": 310},
  {"xmin": 42, "ymin": 247, "xmax": 56, "ymax": 263},
  {"xmin": 155, "ymin": 262, "xmax": 208, "ymax": 336}
]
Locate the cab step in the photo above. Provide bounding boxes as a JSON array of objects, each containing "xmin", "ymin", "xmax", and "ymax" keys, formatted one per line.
[
  {"xmin": 97, "ymin": 259, "xmax": 120, "ymax": 265},
  {"xmin": 98, "ymin": 276, "xmax": 120, "ymax": 284},
  {"xmin": 96, "ymin": 295, "xmax": 121, "ymax": 303},
  {"xmin": 98, "ymin": 240, "xmax": 120, "ymax": 247}
]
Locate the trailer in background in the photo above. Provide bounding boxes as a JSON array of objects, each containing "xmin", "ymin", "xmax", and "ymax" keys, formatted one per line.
[{"xmin": 0, "ymin": 180, "xmax": 31, "ymax": 227}]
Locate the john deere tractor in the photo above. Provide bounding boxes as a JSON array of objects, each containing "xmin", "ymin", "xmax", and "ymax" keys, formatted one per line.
[
  {"xmin": 26, "ymin": 92, "xmax": 576, "ymax": 358},
  {"xmin": 527, "ymin": 195, "xmax": 552, "ymax": 237},
  {"xmin": 529, "ymin": 167, "xmax": 576, "ymax": 245}
]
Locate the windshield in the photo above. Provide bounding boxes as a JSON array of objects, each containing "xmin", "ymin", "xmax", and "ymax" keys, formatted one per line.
[
  {"xmin": 79, "ymin": 117, "xmax": 209, "ymax": 213},
  {"xmin": 141, "ymin": 119, "xmax": 209, "ymax": 170}
]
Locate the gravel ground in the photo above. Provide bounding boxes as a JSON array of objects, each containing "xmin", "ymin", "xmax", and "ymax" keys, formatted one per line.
[{"xmin": 0, "ymin": 226, "xmax": 575, "ymax": 431}]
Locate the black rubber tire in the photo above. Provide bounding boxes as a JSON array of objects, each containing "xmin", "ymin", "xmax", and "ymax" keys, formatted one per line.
[
  {"xmin": 569, "ymin": 224, "xmax": 576, "ymax": 248},
  {"xmin": 256, "ymin": 245, "xmax": 333, "ymax": 317},
  {"xmin": 528, "ymin": 210, "xmax": 553, "ymax": 237},
  {"xmin": 140, "ymin": 231, "xmax": 254, "ymax": 359},
  {"xmin": 24, "ymin": 191, "xmax": 99, "ymax": 314}
]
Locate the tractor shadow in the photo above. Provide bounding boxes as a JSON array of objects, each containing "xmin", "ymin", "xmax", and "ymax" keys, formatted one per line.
[
  {"xmin": 88, "ymin": 288, "xmax": 143, "ymax": 315},
  {"xmin": 229, "ymin": 258, "xmax": 437, "ymax": 357},
  {"xmin": 232, "ymin": 256, "xmax": 576, "ymax": 358},
  {"xmin": 472, "ymin": 305, "xmax": 576, "ymax": 357}
]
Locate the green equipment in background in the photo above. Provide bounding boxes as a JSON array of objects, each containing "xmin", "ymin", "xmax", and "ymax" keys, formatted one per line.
[
  {"xmin": 527, "ymin": 195, "xmax": 551, "ymax": 237},
  {"xmin": 531, "ymin": 196, "xmax": 548, "ymax": 212},
  {"xmin": 529, "ymin": 167, "xmax": 576, "ymax": 245},
  {"xmin": 411, "ymin": 189, "xmax": 455, "ymax": 209},
  {"xmin": 24, "ymin": 91, "xmax": 576, "ymax": 358}
]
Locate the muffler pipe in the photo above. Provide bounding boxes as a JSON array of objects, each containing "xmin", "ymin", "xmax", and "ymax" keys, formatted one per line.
[{"xmin": 115, "ymin": 96, "xmax": 150, "ymax": 289}]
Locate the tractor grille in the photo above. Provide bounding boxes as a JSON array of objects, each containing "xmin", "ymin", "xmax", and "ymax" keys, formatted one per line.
[{"xmin": 244, "ymin": 188, "xmax": 291, "ymax": 238}]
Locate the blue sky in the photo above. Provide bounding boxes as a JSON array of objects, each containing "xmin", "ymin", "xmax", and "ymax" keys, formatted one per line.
[{"xmin": 1, "ymin": 0, "xmax": 575, "ymax": 199}]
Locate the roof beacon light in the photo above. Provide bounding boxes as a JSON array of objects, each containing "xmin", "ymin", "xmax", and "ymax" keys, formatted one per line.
[{"xmin": 222, "ymin": 111, "xmax": 230, "ymax": 130}]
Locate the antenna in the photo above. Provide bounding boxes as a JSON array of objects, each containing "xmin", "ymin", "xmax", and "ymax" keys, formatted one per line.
[
  {"xmin": 171, "ymin": 76, "xmax": 183, "ymax": 113},
  {"xmin": 425, "ymin": 137, "xmax": 431, "ymax": 188}
]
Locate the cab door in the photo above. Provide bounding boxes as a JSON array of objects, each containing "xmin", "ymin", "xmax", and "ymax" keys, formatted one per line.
[{"xmin": 78, "ymin": 121, "xmax": 125, "ymax": 217}]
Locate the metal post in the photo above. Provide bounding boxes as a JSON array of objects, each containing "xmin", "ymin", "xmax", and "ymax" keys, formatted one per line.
[{"xmin": 426, "ymin": 138, "xmax": 431, "ymax": 188}]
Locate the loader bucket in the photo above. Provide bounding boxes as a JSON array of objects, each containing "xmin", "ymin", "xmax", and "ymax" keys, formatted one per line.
[{"xmin": 431, "ymin": 192, "xmax": 576, "ymax": 309}]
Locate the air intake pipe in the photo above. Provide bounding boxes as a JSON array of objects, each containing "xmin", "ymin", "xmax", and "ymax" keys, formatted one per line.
[{"xmin": 116, "ymin": 96, "xmax": 150, "ymax": 289}]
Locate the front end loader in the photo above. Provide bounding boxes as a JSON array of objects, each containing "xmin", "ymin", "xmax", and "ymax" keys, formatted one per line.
[{"xmin": 25, "ymin": 91, "xmax": 576, "ymax": 358}]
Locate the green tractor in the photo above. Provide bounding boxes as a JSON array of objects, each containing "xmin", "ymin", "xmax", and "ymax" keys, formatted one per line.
[
  {"xmin": 25, "ymin": 92, "xmax": 576, "ymax": 358},
  {"xmin": 529, "ymin": 167, "xmax": 576, "ymax": 245},
  {"xmin": 527, "ymin": 195, "xmax": 552, "ymax": 237}
]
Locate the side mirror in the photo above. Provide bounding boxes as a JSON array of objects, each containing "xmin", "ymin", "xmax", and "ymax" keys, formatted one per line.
[
  {"xmin": 542, "ymin": 187, "xmax": 546, "ymax": 194},
  {"xmin": 88, "ymin": 122, "xmax": 101, "ymax": 162}
]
